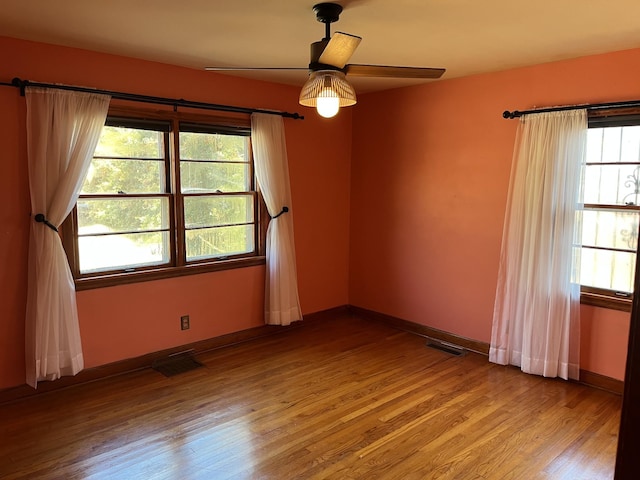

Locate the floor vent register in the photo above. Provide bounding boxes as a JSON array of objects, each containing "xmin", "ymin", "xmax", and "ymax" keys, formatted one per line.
[{"xmin": 152, "ymin": 351, "xmax": 204, "ymax": 377}]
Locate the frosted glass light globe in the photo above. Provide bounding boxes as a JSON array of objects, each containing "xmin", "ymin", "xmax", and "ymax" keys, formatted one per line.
[{"xmin": 316, "ymin": 89, "xmax": 340, "ymax": 118}]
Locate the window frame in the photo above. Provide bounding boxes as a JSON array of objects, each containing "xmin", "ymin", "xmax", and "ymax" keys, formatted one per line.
[
  {"xmin": 580, "ymin": 110, "xmax": 640, "ymax": 312},
  {"xmin": 62, "ymin": 106, "xmax": 268, "ymax": 290}
]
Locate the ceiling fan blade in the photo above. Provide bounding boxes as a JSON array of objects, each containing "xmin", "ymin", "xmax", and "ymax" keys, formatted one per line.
[
  {"xmin": 345, "ymin": 64, "xmax": 446, "ymax": 79},
  {"xmin": 205, "ymin": 67, "xmax": 308, "ymax": 71},
  {"xmin": 318, "ymin": 32, "xmax": 362, "ymax": 68}
]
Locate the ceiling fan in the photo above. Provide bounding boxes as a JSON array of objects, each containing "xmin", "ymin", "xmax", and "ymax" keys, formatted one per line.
[{"xmin": 205, "ymin": 2, "xmax": 446, "ymax": 118}]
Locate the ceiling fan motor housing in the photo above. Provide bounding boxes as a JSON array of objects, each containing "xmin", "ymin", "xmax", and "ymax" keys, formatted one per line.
[
  {"xmin": 310, "ymin": 40, "xmax": 330, "ymax": 65},
  {"xmin": 313, "ymin": 3, "xmax": 343, "ymax": 24}
]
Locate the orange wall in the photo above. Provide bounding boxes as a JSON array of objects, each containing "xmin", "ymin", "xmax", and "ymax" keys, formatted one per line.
[
  {"xmin": 2, "ymin": 35, "xmax": 636, "ymax": 389},
  {"xmin": 350, "ymin": 48, "xmax": 640, "ymax": 381},
  {"xmin": 0, "ymin": 36, "xmax": 352, "ymax": 389},
  {"xmin": 580, "ymin": 305, "xmax": 630, "ymax": 380}
]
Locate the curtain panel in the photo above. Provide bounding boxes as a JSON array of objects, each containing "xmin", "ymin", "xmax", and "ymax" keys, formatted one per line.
[
  {"xmin": 490, "ymin": 109, "xmax": 586, "ymax": 380},
  {"xmin": 250, "ymin": 113, "xmax": 302, "ymax": 326},
  {"xmin": 25, "ymin": 87, "xmax": 110, "ymax": 387}
]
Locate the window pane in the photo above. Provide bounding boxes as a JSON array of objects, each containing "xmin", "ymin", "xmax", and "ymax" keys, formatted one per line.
[
  {"xmin": 94, "ymin": 126, "xmax": 165, "ymax": 159},
  {"xmin": 584, "ymin": 164, "xmax": 640, "ymax": 205},
  {"xmin": 77, "ymin": 197, "xmax": 170, "ymax": 233},
  {"xmin": 185, "ymin": 225, "xmax": 254, "ymax": 261},
  {"xmin": 582, "ymin": 210, "xmax": 639, "ymax": 251},
  {"xmin": 184, "ymin": 195, "xmax": 253, "ymax": 228},
  {"xmin": 82, "ymin": 159, "xmax": 165, "ymax": 194},
  {"xmin": 601, "ymin": 127, "xmax": 622, "ymax": 163},
  {"xmin": 620, "ymin": 126, "xmax": 640, "ymax": 163},
  {"xmin": 580, "ymin": 247, "xmax": 635, "ymax": 292},
  {"xmin": 587, "ymin": 125, "xmax": 640, "ymax": 164},
  {"xmin": 79, "ymin": 231, "xmax": 170, "ymax": 273},
  {"xmin": 180, "ymin": 161, "xmax": 250, "ymax": 193},
  {"xmin": 586, "ymin": 129, "xmax": 603, "ymax": 163},
  {"xmin": 180, "ymin": 132, "xmax": 249, "ymax": 162}
]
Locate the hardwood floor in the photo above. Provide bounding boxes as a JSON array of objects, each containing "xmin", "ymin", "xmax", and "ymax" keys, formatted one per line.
[{"xmin": 0, "ymin": 313, "xmax": 621, "ymax": 479}]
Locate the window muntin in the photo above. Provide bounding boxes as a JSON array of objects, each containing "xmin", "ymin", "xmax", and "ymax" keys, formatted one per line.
[
  {"xmin": 69, "ymin": 113, "xmax": 260, "ymax": 283},
  {"xmin": 582, "ymin": 119, "xmax": 640, "ymax": 298}
]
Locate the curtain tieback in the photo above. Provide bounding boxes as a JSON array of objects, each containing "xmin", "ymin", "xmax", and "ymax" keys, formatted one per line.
[
  {"xmin": 271, "ymin": 206, "xmax": 289, "ymax": 219},
  {"xmin": 34, "ymin": 213, "xmax": 58, "ymax": 232}
]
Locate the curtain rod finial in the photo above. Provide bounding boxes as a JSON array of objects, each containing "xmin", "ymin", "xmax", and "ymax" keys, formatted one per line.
[
  {"xmin": 12, "ymin": 77, "xmax": 26, "ymax": 96},
  {"xmin": 503, "ymin": 110, "xmax": 514, "ymax": 119}
]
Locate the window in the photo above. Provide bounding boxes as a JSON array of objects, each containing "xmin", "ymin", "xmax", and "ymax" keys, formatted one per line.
[
  {"xmin": 64, "ymin": 110, "xmax": 265, "ymax": 289},
  {"xmin": 180, "ymin": 125, "xmax": 255, "ymax": 262},
  {"xmin": 581, "ymin": 114, "xmax": 640, "ymax": 310}
]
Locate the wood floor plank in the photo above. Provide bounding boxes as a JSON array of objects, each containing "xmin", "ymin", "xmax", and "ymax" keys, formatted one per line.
[{"xmin": 0, "ymin": 313, "xmax": 621, "ymax": 479}]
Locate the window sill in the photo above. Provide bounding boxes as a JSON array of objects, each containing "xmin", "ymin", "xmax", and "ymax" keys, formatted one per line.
[
  {"xmin": 580, "ymin": 291, "xmax": 632, "ymax": 312},
  {"xmin": 75, "ymin": 256, "xmax": 266, "ymax": 291}
]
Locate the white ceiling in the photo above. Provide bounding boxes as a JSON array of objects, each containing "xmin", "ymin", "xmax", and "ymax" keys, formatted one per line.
[{"xmin": 3, "ymin": 0, "xmax": 640, "ymax": 93}]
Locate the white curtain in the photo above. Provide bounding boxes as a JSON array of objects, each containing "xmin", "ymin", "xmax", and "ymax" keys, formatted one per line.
[
  {"xmin": 251, "ymin": 113, "xmax": 302, "ymax": 326},
  {"xmin": 490, "ymin": 109, "xmax": 586, "ymax": 380},
  {"xmin": 25, "ymin": 87, "xmax": 110, "ymax": 387}
]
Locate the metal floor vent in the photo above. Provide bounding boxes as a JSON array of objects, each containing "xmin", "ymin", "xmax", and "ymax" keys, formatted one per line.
[
  {"xmin": 152, "ymin": 351, "xmax": 204, "ymax": 377},
  {"xmin": 426, "ymin": 340, "xmax": 466, "ymax": 357}
]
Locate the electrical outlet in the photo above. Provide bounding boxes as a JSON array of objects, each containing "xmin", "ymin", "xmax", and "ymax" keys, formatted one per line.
[{"xmin": 180, "ymin": 315, "xmax": 190, "ymax": 330}]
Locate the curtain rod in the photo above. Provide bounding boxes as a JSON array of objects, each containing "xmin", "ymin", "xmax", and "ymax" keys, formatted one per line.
[
  {"xmin": 503, "ymin": 98, "xmax": 640, "ymax": 119},
  {"xmin": 0, "ymin": 78, "xmax": 304, "ymax": 120}
]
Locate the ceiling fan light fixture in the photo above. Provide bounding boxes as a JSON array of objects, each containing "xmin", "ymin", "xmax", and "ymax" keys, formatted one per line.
[
  {"xmin": 316, "ymin": 91, "xmax": 340, "ymax": 118},
  {"xmin": 299, "ymin": 70, "xmax": 356, "ymax": 118}
]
